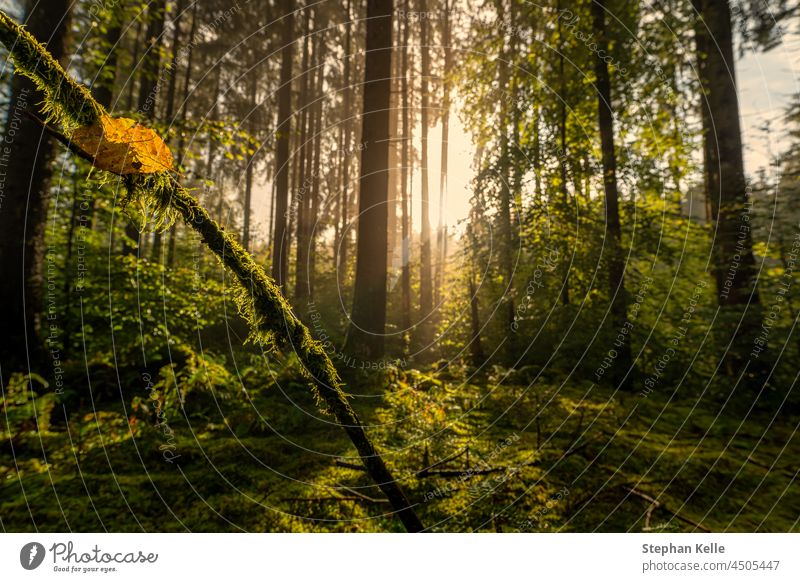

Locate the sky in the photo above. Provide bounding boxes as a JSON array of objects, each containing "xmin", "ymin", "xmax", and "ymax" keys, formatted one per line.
[{"xmin": 737, "ymin": 17, "xmax": 800, "ymax": 176}]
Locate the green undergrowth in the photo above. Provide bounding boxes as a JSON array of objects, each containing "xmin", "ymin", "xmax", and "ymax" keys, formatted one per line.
[{"xmin": 2, "ymin": 362, "xmax": 796, "ymax": 532}]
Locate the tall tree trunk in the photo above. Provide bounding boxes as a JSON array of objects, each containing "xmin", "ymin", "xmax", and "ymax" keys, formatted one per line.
[
  {"xmin": 308, "ymin": 34, "xmax": 325, "ymax": 300},
  {"xmin": 693, "ymin": 0, "xmax": 761, "ymax": 370},
  {"xmin": 271, "ymin": 0, "xmax": 294, "ymax": 287},
  {"xmin": 386, "ymin": 29, "xmax": 399, "ymax": 274},
  {"xmin": 163, "ymin": 0, "xmax": 186, "ymax": 123},
  {"xmin": 592, "ymin": 0, "xmax": 633, "ymax": 389},
  {"xmin": 60, "ymin": 177, "xmax": 81, "ymax": 359},
  {"xmin": 242, "ymin": 154, "xmax": 255, "ymax": 251},
  {"xmin": 0, "ymin": 0, "xmax": 72, "ymax": 369},
  {"xmin": 126, "ymin": 2, "xmax": 166, "ymax": 256},
  {"xmin": 434, "ymin": 0, "xmax": 452, "ymax": 308},
  {"xmin": 242, "ymin": 72, "xmax": 257, "ymax": 251},
  {"xmin": 418, "ymin": 0, "xmax": 433, "ymax": 329},
  {"xmin": 294, "ymin": 10, "xmax": 313, "ymax": 300},
  {"xmin": 137, "ymin": 3, "xmax": 166, "ymax": 117},
  {"xmin": 92, "ymin": 12, "xmax": 122, "ymax": 109},
  {"xmin": 344, "ymin": 0, "xmax": 393, "ymax": 360},
  {"xmin": 532, "ymin": 107, "xmax": 542, "ymax": 202},
  {"xmin": 495, "ymin": 0, "xmax": 515, "ymax": 337},
  {"xmin": 468, "ymin": 274, "xmax": 485, "ymax": 367},
  {"xmin": 167, "ymin": 1, "xmax": 198, "ymax": 266},
  {"xmin": 125, "ymin": 16, "xmax": 144, "ymax": 110},
  {"xmin": 400, "ymin": 0, "xmax": 412, "ymax": 347},
  {"xmin": 338, "ymin": 0, "xmax": 354, "ymax": 284},
  {"xmin": 557, "ymin": 3, "xmax": 570, "ymax": 306},
  {"xmin": 205, "ymin": 69, "xmax": 221, "ymax": 180}
]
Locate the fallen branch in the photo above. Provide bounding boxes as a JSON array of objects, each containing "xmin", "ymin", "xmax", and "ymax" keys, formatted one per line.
[
  {"xmin": 422, "ymin": 446, "xmax": 470, "ymax": 473},
  {"xmin": 334, "ymin": 484, "xmax": 390, "ymax": 504},
  {"xmin": 415, "ymin": 436, "xmax": 593, "ymax": 479},
  {"xmin": 282, "ymin": 496, "xmax": 389, "ymax": 504},
  {"xmin": 0, "ymin": 10, "xmax": 422, "ymax": 533},
  {"xmin": 416, "ymin": 458, "xmax": 540, "ymax": 479},
  {"xmin": 335, "ymin": 459, "xmax": 368, "ymax": 471},
  {"xmin": 623, "ymin": 486, "xmax": 711, "ymax": 532}
]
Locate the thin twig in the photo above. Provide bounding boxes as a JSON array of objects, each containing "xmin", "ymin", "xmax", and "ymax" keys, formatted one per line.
[{"xmin": 623, "ymin": 486, "xmax": 711, "ymax": 532}]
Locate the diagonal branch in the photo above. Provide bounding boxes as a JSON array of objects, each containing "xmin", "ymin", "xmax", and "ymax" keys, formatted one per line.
[{"xmin": 0, "ymin": 9, "xmax": 423, "ymax": 533}]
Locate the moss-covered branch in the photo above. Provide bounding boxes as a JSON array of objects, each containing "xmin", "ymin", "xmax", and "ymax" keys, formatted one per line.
[
  {"xmin": 0, "ymin": 11, "xmax": 103, "ymax": 128},
  {"xmin": 0, "ymin": 10, "xmax": 423, "ymax": 532}
]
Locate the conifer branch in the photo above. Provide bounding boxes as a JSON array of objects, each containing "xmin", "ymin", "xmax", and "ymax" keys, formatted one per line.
[{"xmin": 0, "ymin": 9, "xmax": 423, "ymax": 532}]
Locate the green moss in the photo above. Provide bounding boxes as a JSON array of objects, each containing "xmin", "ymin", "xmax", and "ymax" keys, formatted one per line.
[{"xmin": 0, "ymin": 11, "xmax": 103, "ymax": 128}]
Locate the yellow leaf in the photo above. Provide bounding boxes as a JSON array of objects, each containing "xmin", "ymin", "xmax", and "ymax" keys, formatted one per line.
[{"xmin": 71, "ymin": 115, "xmax": 174, "ymax": 175}]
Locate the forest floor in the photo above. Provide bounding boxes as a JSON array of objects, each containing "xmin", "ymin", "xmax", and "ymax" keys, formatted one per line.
[{"xmin": 1, "ymin": 365, "xmax": 798, "ymax": 532}]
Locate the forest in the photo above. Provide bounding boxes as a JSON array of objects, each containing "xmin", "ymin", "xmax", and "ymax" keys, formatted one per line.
[{"xmin": 0, "ymin": 0, "xmax": 798, "ymax": 533}]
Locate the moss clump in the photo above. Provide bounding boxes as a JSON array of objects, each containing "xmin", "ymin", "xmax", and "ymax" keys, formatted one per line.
[{"xmin": 0, "ymin": 11, "xmax": 103, "ymax": 128}]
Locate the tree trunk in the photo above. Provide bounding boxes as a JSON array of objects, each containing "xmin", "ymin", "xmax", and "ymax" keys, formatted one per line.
[
  {"xmin": 167, "ymin": 1, "xmax": 198, "ymax": 266},
  {"xmin": 387, "ymin": 28, "xmax": 399, "ymax": 274},
  {"xmin": 271, "ymin": 0, "xmax": 294, "ymax": 288},
  {"xmin": 468, "ymin": 274, "xmax": 485, "ymax": 367},
  {"xmin": 418, "ymin": 0, "xmax": 433, "ymax": 331},
  {"xmin": 693, "ymin": 0, "xmax": 761, "ymax": 370},
  {"xmin": 344, "ymin": 0, "xmax": 393, "ymax": 360},
  {"xmin": 0, "ymin": 0, "xmax": 72, "ymax": 369},
  {"xmin": 92, "ymin": 13, "xmax": 122, "ymax": 109},
  {"xmin": 532, "ymin": 107, "xmax": 542, "ymax": 202},
  {"xmin": 592, "ymin": 0, "xmax": 633, "ymax": 389},
  {"xmin": 338, "ymin": 0, "xmax": 354, "ymax": 285},
  {"xmin": 294, "ymin": 10, "xmax": 313, "ymax": 300},
  {"xmin": 126, "ymin": 2, "xmax": 166, "ymax": 256},
  {"xmin": 242, "ymin": 72, "xmax": 257, "ymax": 251},
  {"xmin": 400, "ymin": 0, "xmax": 412, "ymax": 347},
  {"xmin": 308, "ymin": 34, "xmax": 325, "ymax": 300},
  {"xmin": 125, "ymin": 17, "xmax": 144, "ymax": 110},
  {"xmin": 495, "ymin": 0, "xmax": 515, "ymax": 337},
  {"xmin": 434, "ymin": 0, "xmax": 452, "ymax": 308},
  {"xmin": 557, "ymin": 3, "xmax": 570, "ymax": 306},
  {"xmin": 137, "ymin": 3, "xmax": 166, "ymax": 117},
  {"xmin": 163, "ymin": 0, "xmax": 187, "ymax": 123}
]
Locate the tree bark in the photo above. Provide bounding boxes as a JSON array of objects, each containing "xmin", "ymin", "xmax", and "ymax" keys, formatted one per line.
[
  {"xmin": 468, "ymin": 274, "xmax": 485, "ymax": 367},
  {"xmin": 126, "ymin": 2, "xmax": 166, "ymax": 256},
  {"xmin": 163, "ymin": 0, "xmax": 187, "ymax": 123},
  {"xmin": 337, "ymin": 0, "xmax": 354, "ymax": 285},
  {"xmin": 136, "ymin": 2, "xmax": 166, "ymax": 117},
  {"xmin": 434, "ymin": 0, "xmax": 452, "ymax": 308},
  {"xmin": 91, "ymin": 10, "xmax": 122, "ymax": 110},
  {"xmin": 294, "ymin": 9, "xmax": 313, "ymax": 300},
  {"xmin": 125, "ymin": 17, "xmax": 144, "ymax": 110},
  {"xmin": 308, "ymin": 34, "xmax": 325, "ymax": 300},
  {"xmin": 418, "ymin": 0, "xmax": 433, "ymax": 336},
  {"xmin": 387, "ymin": 26, "xmax": 399, "ymax": 273},
  {"xmin": 271, "ymin": 0, "xmax": 294, "ymax": 288},
  {"xmin": 400, "ymin": 0, "xmax": 412, "ymax": 347},
  {"xmin": 693, "ymin": 0, "xmax": 761, "ymax": 369},
  {"xmin": 0, "ymin": 0, "xmax": 72, "ymax": 369},
  {"xmin": 344, "ymin": 0, "xmax": 394, "ymax": 360},
  {"xmin": 495, "ymin": 0, "xmax": 515, "ymax": 337},
  {"xmin": 242, "ymin": 72, "xmax": 257, "ymax": 251},
  {"xmin": 557, "ymin": 2, "xmax": 570, "ymax": 306},
  {"xmin": 592, "ymin": 0, "xmax": 633, "ymax": 389}
]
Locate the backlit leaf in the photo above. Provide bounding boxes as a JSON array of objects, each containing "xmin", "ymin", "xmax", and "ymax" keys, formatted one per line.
[{"xmin": 71, "ymin": 115, "xmax": 174, "ymax": 175}]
